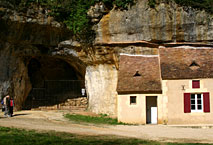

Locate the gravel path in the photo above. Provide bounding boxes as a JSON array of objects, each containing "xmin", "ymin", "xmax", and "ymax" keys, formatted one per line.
[{"xmin": 0, "ymin": 110, "xmax": 213, "ymax": 143}]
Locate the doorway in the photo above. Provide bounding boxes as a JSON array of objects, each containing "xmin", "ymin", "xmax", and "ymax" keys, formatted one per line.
[{"xmin": 146, "ymin": 96, "xmax": 158, "ymax": 124}]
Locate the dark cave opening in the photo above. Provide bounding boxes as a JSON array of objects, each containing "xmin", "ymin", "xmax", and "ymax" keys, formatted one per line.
[{"xmin": 23, "ymin": 57, "xmax": 86, "ymax": 110}]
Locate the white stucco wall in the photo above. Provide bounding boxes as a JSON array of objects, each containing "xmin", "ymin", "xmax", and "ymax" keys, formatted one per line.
[{"xmin": 117, "ymin": 94, "xmax": 163, "ymax": 124}]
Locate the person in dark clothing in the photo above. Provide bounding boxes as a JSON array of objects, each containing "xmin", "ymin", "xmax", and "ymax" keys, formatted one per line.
[{"xmin": 9, "ymin": 98, "xmax": 14, "ymax": 117}]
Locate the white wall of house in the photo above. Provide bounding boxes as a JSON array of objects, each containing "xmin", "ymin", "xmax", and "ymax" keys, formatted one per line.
[
  {"xmin": 162, "ymin": 79, "xmax": 213, "ymax": 124},
  {"xmin": 117, "ymin": 94, "xmax": 163, "ymax": 124}
]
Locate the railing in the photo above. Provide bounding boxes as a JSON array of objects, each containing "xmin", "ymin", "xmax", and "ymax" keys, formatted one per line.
[{"xmin": 23, "ymin": 80, "xmax": 85, "ymax": 109}]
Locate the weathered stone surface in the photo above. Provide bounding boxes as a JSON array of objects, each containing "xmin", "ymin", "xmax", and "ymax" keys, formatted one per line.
[
  {"xmin": 12, "ymin": 58, "xmax": 32, "ymax": 111},
  {"xmin": 0, "ymin": 2, "xmax": 61, "ymax": 27},
  {"xmin": 87, "ymin": 2, "xmax": 107, "ymax": 23},
  {"xmin": 95, "ymin": 0, "xmax": 213, "ymax": 44},
  {"xmin": 0, "ymin": 19, "xmax": 72, "ymax": 46},
  {"xmin": 85, "ymin": 64, "xmax": 118, "ymax": 116}
]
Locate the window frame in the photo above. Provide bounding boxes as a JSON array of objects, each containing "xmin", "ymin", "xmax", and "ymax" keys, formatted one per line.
[
  {"xmin": 130, "ymin": 96, "xmax": 137, "ymax": 105},
  {"xmin": 191, "ymin": 93, "xmax": 203, "ymax": 113}
]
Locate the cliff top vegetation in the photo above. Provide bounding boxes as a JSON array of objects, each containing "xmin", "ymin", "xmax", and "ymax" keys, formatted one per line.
[
  {"xmin": 1, "ymin": 0, "xmax": 213, "ymax": 44},
  {"xmin": 149, "ymin": 0, "xmax": 213, "ymax": 13}
]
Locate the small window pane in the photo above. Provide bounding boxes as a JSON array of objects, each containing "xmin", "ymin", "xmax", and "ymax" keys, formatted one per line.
[
  {"xmin": 130, "ymin": 96, "xmax": 136, "ymax": 105},
  {"xmin": 190, "ymin": 93, "xmax": 203, "ymax": 112},
  {"xmin": 197, "ymin": 94, "xmax": 201, "ymax": 99},
  {"xmin": 191, "ymin": 100, "xmax": 195, "ymax": 104},
  {"xmin": 191, "ymin": 94, "xmax": 195, "ymax": 99},
  {"xmin": 198, "ymin": 105, "xmax": 202, "ymax": 110},
  {"xmin": 191, "ymin": 105, "xmax": 195, "ymax": 110},
  {"xmin": 197, "ymin": 100, "xmax": 202, "ymax": 104}
]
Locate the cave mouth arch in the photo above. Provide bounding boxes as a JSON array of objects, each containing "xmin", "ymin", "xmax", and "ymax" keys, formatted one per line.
[{"xmin": 23, "ymin": 56, "xmax": 86, "ymax": 110}]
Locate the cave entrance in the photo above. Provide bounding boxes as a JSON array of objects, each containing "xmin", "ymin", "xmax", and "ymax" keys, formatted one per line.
[{"xmin": 23, "ymin": 57, "xmax": 86, "ymax": 110}]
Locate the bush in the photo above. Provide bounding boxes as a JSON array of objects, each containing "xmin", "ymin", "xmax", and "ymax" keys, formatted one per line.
[
  {"xmin": 147, "ymin": 0, "xmax": 213, "ymax": 14},
  {"xmin": 174, "ymin": 0, "xmax": 213, "ymax": 13}
]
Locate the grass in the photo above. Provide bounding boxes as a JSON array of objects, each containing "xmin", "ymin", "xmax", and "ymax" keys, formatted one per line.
[
  {"xmin": 64, "ymin": 113, "xmax": 126, "ymax": 125},
  {"xmin": 0, "ymin": 127, "xmax": 212, "ymax": 145}
]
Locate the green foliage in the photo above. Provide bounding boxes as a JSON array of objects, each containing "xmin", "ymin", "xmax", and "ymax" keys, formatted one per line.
[
  {"xmin": 148, "ymin": 0, "xmax": 156, "ymax": 8},
  {"xmin": 147, "ymin": 0, "xmax": 213, "ymax": 14},
  {"xmin": 64, "ymin": 113, "xmax": 127, "ymax": 125},
  {"xmin": 62, "ymin": 0, "xmax": 135, "ymax": 42},
  {"xmin": 173, "ymin": 0, "xmax": 213, "ymax": 13},
  {"xmin": 113, "ymin": 0, "xmax": 135, "ymax": 10}
]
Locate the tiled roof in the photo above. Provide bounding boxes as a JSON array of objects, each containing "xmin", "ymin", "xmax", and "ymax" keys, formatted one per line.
[
  {"xmin": 117, "ymin": 54, "xmax": 162, "ymax": 94},
  {"xmin": 160, "ymin": 47, "xmax": 213, "ymax": 79}
]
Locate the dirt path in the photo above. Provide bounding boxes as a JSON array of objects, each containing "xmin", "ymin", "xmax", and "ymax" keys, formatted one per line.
[{"xmin": 0, "ymin": 110, "xmax": 213, "ymax": 143}]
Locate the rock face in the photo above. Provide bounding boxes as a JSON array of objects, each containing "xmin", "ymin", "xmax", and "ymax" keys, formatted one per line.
[
  {"xmin": 0, "ymin": 2, "xmax": 79, "ymax": 110},
  {"xmin": 1, "ymin": 0, "xmax": 213, "ymax": 115},
  {"xmin": 95, "ymin": 0, "xmax": 213, "ymax": 44},
  {"xmin": 85, "ymin": 64, "xmax": 118, "ymax": 116}
]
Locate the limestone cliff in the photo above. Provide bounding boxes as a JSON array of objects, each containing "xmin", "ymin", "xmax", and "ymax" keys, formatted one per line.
[
  {"xmin": 95, "ymin": 0, "xmax": 213, "ymax": 44},
  {"xmin": 1, "ymin": 0, "xmax": 213, "ymax": 115}
]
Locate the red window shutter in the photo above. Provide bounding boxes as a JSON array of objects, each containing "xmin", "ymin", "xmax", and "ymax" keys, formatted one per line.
[
  {"xmin": 203, "ymin": 92, "xmax": 210, "ymax": 113},
  {"xmin": 192, "ymin": 80, "xmax": 200, "ymax": 88},
  {"xmin": 184, "ymin": 93, "xmax": 191, "ymax": 113}
]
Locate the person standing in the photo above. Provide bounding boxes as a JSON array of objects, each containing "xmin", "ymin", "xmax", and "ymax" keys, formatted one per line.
[
  {"xmin": 3, "ymin": 95, "xmax": 10, "ymax": 117},
  {"xmin": 9, "ymin": 98, "xmax": 14, "ymax": 117},
  {"xmin": 3, "ymin": 96, "xmax": 7, "ymax": 116}
]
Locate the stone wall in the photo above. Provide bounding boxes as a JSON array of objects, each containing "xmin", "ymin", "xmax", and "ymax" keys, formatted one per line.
[{"xmin": 38, "ymin": 97, "xmax": 88, "ymax": 111}]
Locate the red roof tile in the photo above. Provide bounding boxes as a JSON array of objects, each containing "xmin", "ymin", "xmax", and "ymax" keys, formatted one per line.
[
  {"xmin": 117, "ymin": 55, "xmax": 162, "ymax": 94},
  {"xmin": 160, "ymin": 47, "xmax": 213, "ymax": 79}
]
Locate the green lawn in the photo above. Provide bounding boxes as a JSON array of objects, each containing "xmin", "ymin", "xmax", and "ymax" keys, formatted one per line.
[
  {"xmin": 64, "ymin": 114, "xmax": 127, "ymax": 125},
  {"xmin": 0, "ymin": 127, "xmax": 211, "ymax": 145}
]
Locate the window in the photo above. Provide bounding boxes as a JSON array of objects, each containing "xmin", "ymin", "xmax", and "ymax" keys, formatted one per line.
[
  {"xmin": 130, "ymin": 96, "xmax": 136, "ymax": 105},
  {"xmin": 189, "ymin": 61, "xmax": 200, "ymax": 67},
  {"xmin": 184, "ymin": 92, "xmax": 210, "ymax": 113},
  {"xmin": 192, "ymin": 80, "xmax": 200, "ymax": 88},
  {"xmin": 189, "ymin": 61, "xmax": 200, "ymax": 70},
  {"xmin": 191, "ymin": 94, "xmax": 203, "ymax": 112},
  {"xmin": 133, "ymin": 71, "xmax": 141, "ymax": 77}
]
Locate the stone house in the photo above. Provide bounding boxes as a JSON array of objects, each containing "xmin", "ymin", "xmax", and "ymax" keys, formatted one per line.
[{"xmin": 117, "ymin": 47, "xmax": 213, "ymax": 125}]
